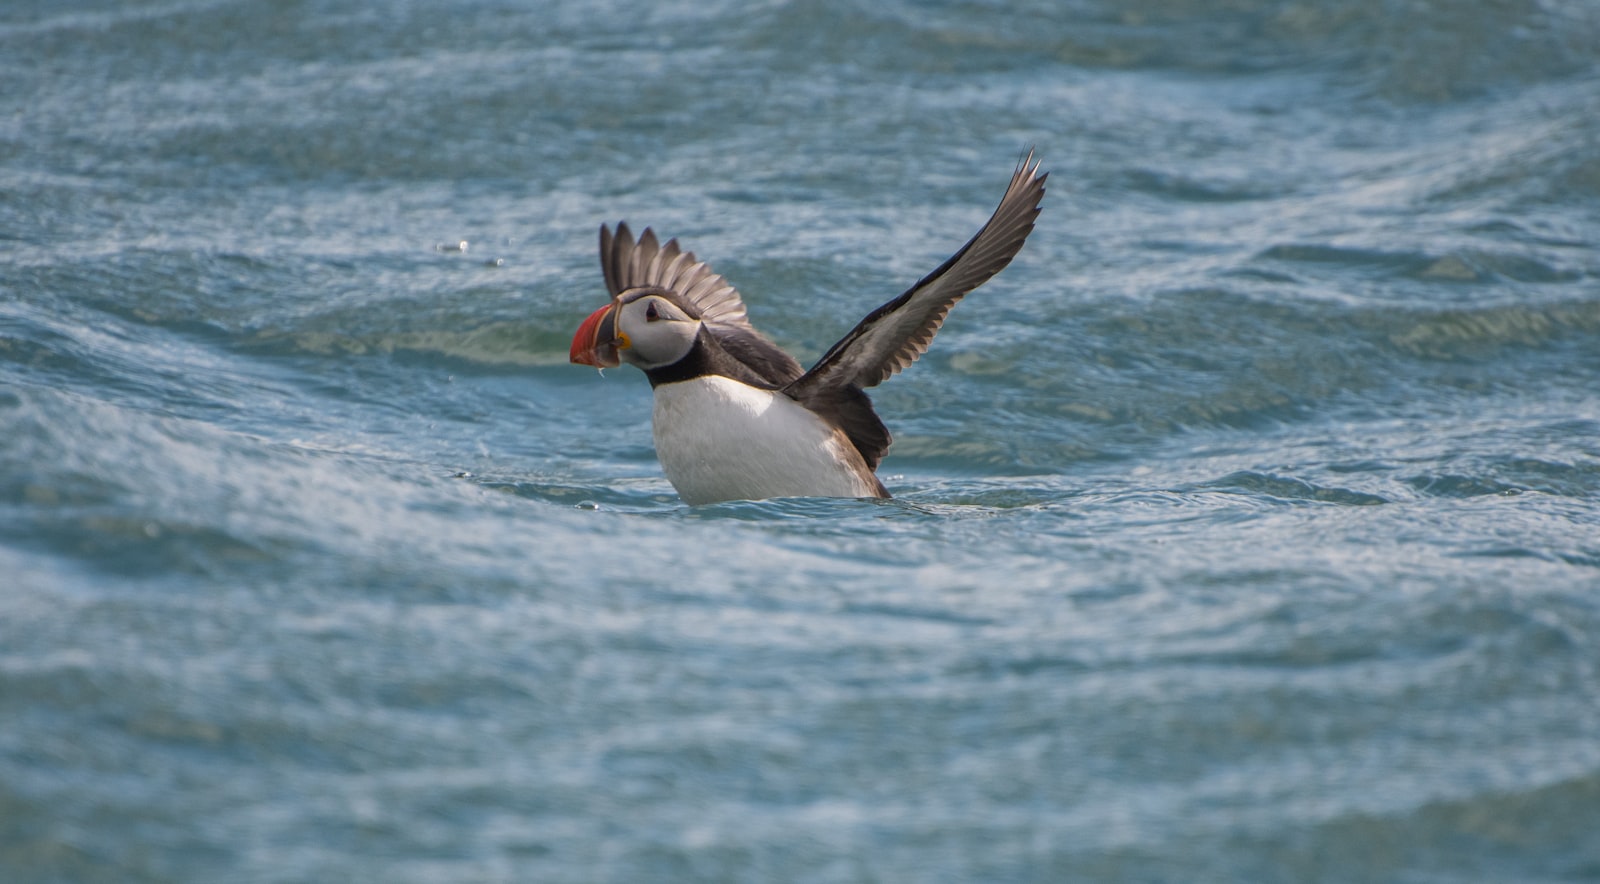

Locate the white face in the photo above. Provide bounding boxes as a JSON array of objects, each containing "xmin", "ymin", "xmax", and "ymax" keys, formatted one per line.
[{"xmin": 614, "ymin": 293, "xmax": 700, "ymax": 370}]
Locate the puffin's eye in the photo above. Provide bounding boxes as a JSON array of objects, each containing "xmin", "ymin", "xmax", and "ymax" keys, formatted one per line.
[{"xmin": 645, "ymin": 301, "xmax": 661, "ymax": 322}]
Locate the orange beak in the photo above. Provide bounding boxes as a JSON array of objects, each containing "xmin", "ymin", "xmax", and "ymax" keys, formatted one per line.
[{"xmin": 570, "ymin": 303, "xmax": 622, "ymax": 368}]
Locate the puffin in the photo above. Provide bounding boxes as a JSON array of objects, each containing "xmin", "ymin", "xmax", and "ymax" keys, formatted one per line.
[{"xmin": 570, "ymin": 152, "xmax": 1046, "ymax": 505}]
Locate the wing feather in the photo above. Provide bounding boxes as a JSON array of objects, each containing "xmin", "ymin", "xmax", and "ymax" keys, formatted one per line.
[
  {"xmin": 597, "ymin": 222, "xmax": 754, "ymax": 330},
  {"xmin": 787, "ymin": 151, "xmax": 1047, "ymax": 396},
  {"xmin": 597, "ymin": 221, "xmax": 803, "ymax": 385}
]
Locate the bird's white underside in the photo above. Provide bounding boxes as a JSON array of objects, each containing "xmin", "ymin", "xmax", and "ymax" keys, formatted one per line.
[{"xmin": 651, "ymin": 376, "xmax": 881, "ymax": 505}]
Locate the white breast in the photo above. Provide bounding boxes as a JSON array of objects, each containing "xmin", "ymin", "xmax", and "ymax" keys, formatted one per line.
[{"xmin": 651, "ymin": 376, "xmax": 882, "ymax": 505}]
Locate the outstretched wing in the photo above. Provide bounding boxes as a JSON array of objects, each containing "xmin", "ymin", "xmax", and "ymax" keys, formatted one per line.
[
  {"xmin": 600, "ymin": 222, "xmax": 760, "ymax": 331},
  {"xmin": 599, "ymin": 222, "xmax": 803, "ymax": 385},
  {"xmin": 788, "ymin": 151, "xmax": 1047, "ymax": 395},
  {"xmin": 782, "ymin": 152, "xmax": 1047, "ymax": 467}
]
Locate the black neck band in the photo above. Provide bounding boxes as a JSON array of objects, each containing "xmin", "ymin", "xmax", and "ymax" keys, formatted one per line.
[{"xmin": 644, "ymin": 329, "xmax": 781, "ymax": 390}]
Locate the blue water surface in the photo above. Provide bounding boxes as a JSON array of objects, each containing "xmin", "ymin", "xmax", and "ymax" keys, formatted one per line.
[{"xmin": 3, "ymin": 1, "xmax": 1600, "ymax": 881}]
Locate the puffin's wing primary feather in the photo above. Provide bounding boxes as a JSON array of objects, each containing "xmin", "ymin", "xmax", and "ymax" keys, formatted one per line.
[
  {"xmin": 786, "ymin": 152, "xmax": 1047, "ymax": 396},
  {"xmin": 598, "ymin": 222, "xmax": 750, "ymax": 330},
  {"xmin": 598, "ymin": 221, "xmax": 804, "ymax": 385}
]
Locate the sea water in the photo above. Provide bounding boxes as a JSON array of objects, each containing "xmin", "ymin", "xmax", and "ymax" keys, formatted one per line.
[{"xmin": 3, "ymin": 1, "xmax": 1599, "ymax": 880}]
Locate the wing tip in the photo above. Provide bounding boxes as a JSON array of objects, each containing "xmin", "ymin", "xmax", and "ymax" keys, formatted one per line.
[{"xmin": 1011, "ymin": 145, "xmax": 1048, "ymax": 206}]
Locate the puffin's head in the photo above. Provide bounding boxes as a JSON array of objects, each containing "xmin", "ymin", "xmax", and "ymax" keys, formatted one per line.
[{"xmin": 570, "ymin": 287, "xmax": 701, "ymax": 371}]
